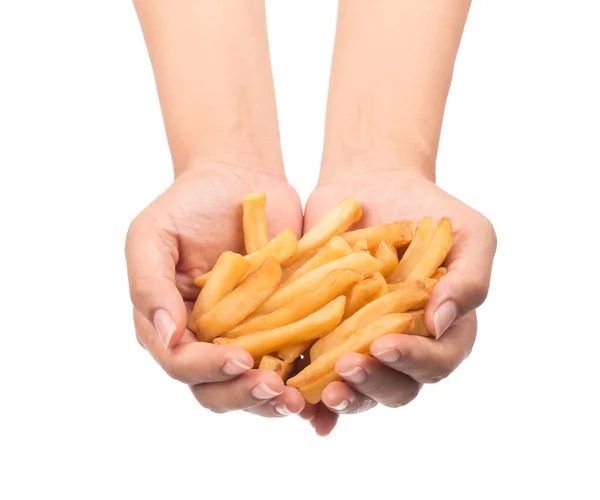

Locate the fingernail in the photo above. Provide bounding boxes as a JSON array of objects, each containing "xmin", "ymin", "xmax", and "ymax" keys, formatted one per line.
[
  {"xmin": 275, "ymin": 403, "xmax": 296, "ymax": 416},
  {"xmin": 373, "ymin": 348, "xmax": 400, "ymax": 363},
  {"xmin": 251, "ymin": 383, "xmax": 282, "ymax": 400},
  {"xmin": 434, "ymin": 301, "xmax": 458, "ymax": 339},
  {"xmin": 222, "ymin": 358, "xmax": 253, "ymax": 376},
  {"xmin": 330, "ymin": 400, "xmax": 349, "ymax": 412},
  {"xmin": 338, "ymin": 366, "xmax": 367, "ymax": 384},
  {"xmin": 153, "ymin": 309, "xmax": 175, "ymax": 349}
]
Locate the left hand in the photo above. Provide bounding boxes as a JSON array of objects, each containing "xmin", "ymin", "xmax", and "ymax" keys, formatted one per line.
[{"xmin": 299, "ymin": 169, "xmax": 497, "ymax": 435}]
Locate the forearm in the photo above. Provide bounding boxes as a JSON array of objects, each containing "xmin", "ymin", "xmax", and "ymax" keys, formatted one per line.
[
  {"xmin": 321, "ymin": 0, "xmax": 471, "ymax": 182},
  {"xmin": 134, "ymin": 0, "xmax": 283, "ymax": 177}
]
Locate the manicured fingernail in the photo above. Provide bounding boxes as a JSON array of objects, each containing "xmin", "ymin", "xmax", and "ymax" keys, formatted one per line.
[
  {"xmin": 251, "ymin": 383, "xmax": 282, "ymax": 400},
  {"xmin": 330, "ymin": 400, "xmax": 349, "ymax": 412},
  {"xmin": 338, "ymin": 366, "xmax": 367, "ymax": 384},
  {"xmin": 275, "ymin": 403, "xmax": 296, "ymax": 416},
  {"xmin": 153, "ymin": 309, "xmax": 175, "ymax": 349},
  {"xmin": 222, "ymin": 358, "xmax": 253, "ymax": 376},
  {"xmin": 373, "ymin": 348, "xmax": 400, "ymax": 363},
  {"xmin": 434, "ymin": 301, "xmax": 458, "ymax": 339}
]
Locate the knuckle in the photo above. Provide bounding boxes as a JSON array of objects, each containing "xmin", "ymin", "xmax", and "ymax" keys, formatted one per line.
[
  {"xmin": 423, "ymin": 363, "xmax": 454, "ymax": 384},
  {"xmin": 386, "ymin": 385, "xmax": 421, "ymax": 408}
]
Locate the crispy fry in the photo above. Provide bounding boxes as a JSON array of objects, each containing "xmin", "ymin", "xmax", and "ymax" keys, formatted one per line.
[
  {"xmin": 192, "ymin": 252, "xmax": 249, "ymax": 327},
  {"xmin": 387, "ymin": 217, "xmax": 435, "ymax": 283},
  {"xmin": 194, "ymin": 229, "xmax": 297, "ymax": 287},
  {"xmin": 288, "ymin": 313, "xmax": 414, "ymax": 388},
  {"xmin": 388, "ymin": 277, "xmax": 437, "ymax": 293},
  {"xmin": 352, "ymin": 239, "xmax": 369, "ymax": 252},
  {"xmin": 310, "ymin": 280, "xmax": 429, "ymax": 360},
  {"xmin": 374, "ymin": 241, "xmax": 399, "ymax": 278},
  {"xmin": 243, "ymin": 191, "xmax": 268, "ymax": 254},
  {"xmin": 342, "ymin": 220, "xmax": 415, "ymax": 249},
  {"xmin": 407, "ymin": 218, "xmax": 453, "ymax": 280},
  {"xmin": 277, "ymin": 341, "xmax": 313, "ymax": 363},
  {"xmin": 431, "ymin": 267, "xmax": 448, "ymax": 281},
  {"xmin": 254, "ymin": 251, "xmax": 383, "ymax": 315},
  {"xmin": 214, "ymin": 296, "xmax": 346, "ymax": 359},
  {"xmin": 406, "ymin": 310, "xmax": 433, "ymax": 338},
  {"xmin": 195, "ymin": 257, "xmax": 282, "ymax": 341},
  {"xmin": 372, "ymin": 271, "xmax": 389, "ymax": 296},
  {"xmin": 343, "ymin": 278, "xmax": 384, "ymax": 319},
  {"xmin": 258, "ymin": 354, "xmax": 294, "ymax": 381},
  {"xmin": 281, "ymin": 249, "xmax": 317, "ymax": 281},
  {"xmin": 282, "ymin": 236, "xmax": 352, "ymax": 285},
  {"xmin": 224, "ymin": 269, "xmax": 361, "ymax": 338},
  {"xmin": 299, "ymin": 372, "xmax": 341, "ymax": 404},
  {"xmin": 286, "ymin": 198, "xmax": 362, "ymax": 265}
]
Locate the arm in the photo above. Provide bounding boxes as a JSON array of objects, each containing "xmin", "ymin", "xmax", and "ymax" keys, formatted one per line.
[
  {"xmin": 127, "ymin": 1, "xmax": 304, "ymax": 418},
  {"xmin": 320, "ymin": 0, "xmax": 471, "ymax": 182},
  {"xmin": 304, "ymin": 0, "xmax": 496, "ymax": 435},
  {"xmin": 134, "ymin": 0, "xmax": 284, "ymax": 177}
]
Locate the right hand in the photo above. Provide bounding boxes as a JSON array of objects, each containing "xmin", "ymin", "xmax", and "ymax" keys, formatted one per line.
[{"xmin": 126, "ymin": 163, "xmax": 305, "ymax": 417}]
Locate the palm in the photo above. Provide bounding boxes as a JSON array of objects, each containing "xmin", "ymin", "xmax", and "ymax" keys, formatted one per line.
[{"xmin": 152, "ymin": 163, "xmax": 302, "ymax": 303}]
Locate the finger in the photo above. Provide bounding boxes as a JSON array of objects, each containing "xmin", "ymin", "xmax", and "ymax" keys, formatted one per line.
[
  {"xmin": 191, "ymin": 369, "xmax": 285, "ymax": 414},
  {"xmin": 309, "ymin": 403, "xmax": 339, "ymax": 437},
  {"xmin": 245, "ymin": 386, "xmax": 305, "ymax": 418},
  {"xmin": 334, "ymin": 353, "xmax": 421, "ymax": 408},
  {"xmin": 134, "ymin": 308, "xmax": 254, "ymax": 384},
  {"xmin": 426, "ymin": 215, "xmax": 496, "ymax": 338},
  {"xmin": 126, "ymin": 211, "xmax": 187, "ymax": 348},
  {"xmin": 299, "ymin": 402, "xmax": 318, "ymax": 421},
  {"xmin": 370, "ymin": 312, "xmax": 477, "ymax": 384},
  {"xmin": 321, "ymin": 381, "xmax": 377, "ymax": 414}
]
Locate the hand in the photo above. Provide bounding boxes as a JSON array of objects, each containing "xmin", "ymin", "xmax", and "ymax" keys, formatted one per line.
[
  {"xmin": 126, "ymin": 163, "xmax": 305, "ymax": 417},
  {"xmin": 300, "ymin": 169, "xmax": 497, "ymax": 435}
]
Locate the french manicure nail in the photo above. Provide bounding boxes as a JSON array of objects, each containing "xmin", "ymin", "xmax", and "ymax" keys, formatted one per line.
[
  {"xmin": 434, "ymin": 301, "xmax": 458, "ymax": 339},
  {"xmin": 251, "ymin": 383, "xmax": 282, "ymax": 400},
  {"xmin": 338, "ymin": 366, "xmax": 367, "ymax": 384},
  {"xmin": 330, "ymin": 400, "xmax": 349, "ymax": 412},
  {"xmin": 222, "ymin": 358, "xmax": 253, "ymax": 376},
  {"xmin": 373, "ymin": 348, "xmax": 400, "ymax": 363},
  {"xmin": 275, "ymin": 403, "xmax": 295, "ymax": 416},
  {"xmin": 153, "ymin": 309, "xmax": 175, "ymax": 349}
]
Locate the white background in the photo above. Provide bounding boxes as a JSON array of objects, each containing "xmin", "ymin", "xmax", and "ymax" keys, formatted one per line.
[{"xmin": 1, "ymin": 1, "xmax": 599, "ymax": 499}]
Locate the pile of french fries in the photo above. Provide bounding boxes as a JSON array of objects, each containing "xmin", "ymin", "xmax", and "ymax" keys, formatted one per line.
[{"xmin": 191, "ymin": 192, "xmax": 453, "ymax": 404}]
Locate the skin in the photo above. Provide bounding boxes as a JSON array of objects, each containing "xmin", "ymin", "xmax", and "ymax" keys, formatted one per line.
[{"xmin": 128, "ymin": 0, "xmax": 497, "ymax": 433}]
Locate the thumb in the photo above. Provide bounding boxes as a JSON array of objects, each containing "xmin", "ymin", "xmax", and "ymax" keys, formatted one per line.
[
  {"xmin": 425, "ymin": 218, "xmax": 497, "ymax": 339},
  {"xmin": 125, "ymin": 214, "xmax": 187, "ymax": 348}
]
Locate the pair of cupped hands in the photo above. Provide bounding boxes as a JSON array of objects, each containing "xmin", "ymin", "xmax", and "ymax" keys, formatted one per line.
[{"xmin": 126, "ymin": 162, "xmax": 496, "ymax": 436}]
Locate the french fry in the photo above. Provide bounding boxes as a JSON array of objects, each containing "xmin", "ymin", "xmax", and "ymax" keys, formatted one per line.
[
  {"xmin": 299, "ymin": 372, "xmax": 341, "ymax": 404},
  {"xmin": 281, "ymin": 249, "xmax": 317, "ymax": 281},
  {"xmin": 343, "ymin": 278, "xmax": 384, "ymax": 319},
  {"xmin": 288, "ymin": 313, "xmax": 414, "ymax": 389},
  {"xmin": 387, "ymin": 217, "xmax": 435, "ymax": 283},
  {"xmin": 407, "ymin": 218, "xmax": 453, "ymax": 280},
  {"xmin": 254, "ymin": 251, "xmax": 383, "ymax": 315},
  {"xmin": 258, "ymin": 354, "xmax": 294, "ymax": 381},
  {"xmin": 243, "ymin": 191, "xmax": 268, "ymax": 254},
  {"xmin": 282, "ymin": 236, "xmax": 352, "ymax": 285},
  {"xmin": 342, "ymin": 220, "xmax": 415, "ymax": 249},
  {"xmin": 277, "ymin": 341, "xmax": 313, "ymax": 363},
  {"xmin": 388, "ymin": 277, "xmax": 437, "ymax": 293},
  {"xmin": 374, "ymin": 241, "xmax": 399, "ymax": 278},
  {"xmin": 194, "ymin": 229, "xmax": 297, "ymax": 287},
  {"xmin": 352, "ymin": 239, "xmax": 369, "ymax": 252},
  {"xmin": 310, "ymin": 280, "xmax": 429, "ymax": 360},
  {"xmin": 372, "ymin": 271, "xmax": 389, "ymax": 296},
  {"xmin": 431, "ymin": 267, "xmax": 448, "ymax": 281},
  {"xmin": 192, "ymin": 252, "xmax": 249, "ymax": 326},
  {"xmin": 286, "ymin": 198, "xmax": 362, "ymax": 265},
  {"xmin": 214, "ymin": 296, "xmax": 346, "ymax": 359},
  {"xmin": 406, "ymin": 309, "xmax": 433, "ymax": 338},
  {"xmin": 195, "ymin": 257, "xmax": 282, "ymax": 341},
  {"xmin": 224, "ymin": 269, "xmax": 361, "ymax": 338}
]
